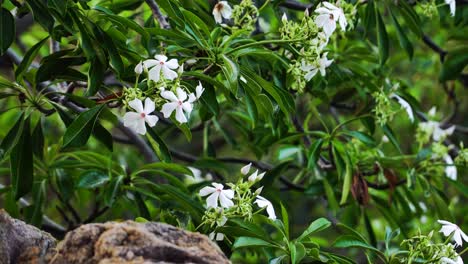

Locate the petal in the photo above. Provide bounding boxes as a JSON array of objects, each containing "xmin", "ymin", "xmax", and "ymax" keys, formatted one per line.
[
  {"xmin": 323, "ymin": 20, "xmax": 336, "ymax": 37},
  {"xmin": 323, "ymin": 2, "xmax": 337, "ymax": 10},
  {"xmin": 319, "ymin": 67, "xmax": 326, "ymax": 77},
  {"xmin": 315, "ymin": 7, "xmax": 331, "ymax": 15},
  {"xmin": 206, "ymin": 192, "xmax": 219, "ymax": 208},
  {"xmin": 440, "ymin": 225, "xmax": 457, "ymax": 236},
  {"xmin": 209, "ymin": 232, "xmax": 215, "ymax": 240},
  {"xmin": 176, "ymin": 87, "xmax": 188, "ymax": 101},
  {"xmin": 219, "ymin": 192, "xmax": 234, "ymax": 208},
  {"xmin": 165, "ymin": 59, "xmax": 179, "ymax": 69},
  {"xmin": 144, "ymin": 98, "xmax": 156, "ymax": 114},
  {"xmin": 212, "ymin": 182, "xmax": 224, "ymax": 190},
  {"xmin": 241, "ymin": 163, "xmax": 252, "ymax": 175},
  {"xmin": 304, "ymin": 69, "xmax": 318, "ymax": 81},
  {"xmin": 161, "ymin": 90, "xmax": 178, "ymax": 102},
  {"xmin": 162, "ymin": 66, "xmax": 178, "ymax": 80},
  {"xmin": 199, "ymin": 186, "xmax": 216, "ymax": 196},
  {"xmin": 154, "ymin": 54, "xmax": 167, "ymax": 62},
  {"xmin": 213, "ymin": 10, "xmax": 222, "ymax": 24},
  {"xmin": 215, "ymin": 233, "xmax": 224, "ymax": 241},
  {"xmin": 129, "ymin": 99, "xmax": 144, "ymax": 113},
  {"xmin": 222, "ymin": 189, "xmax": 234, "ymax": 199},
  {"xmin": 134, "ymin": 118, "xmax": 147, "ymax": 135},
  {"xmin": 175, "ymin": 106, "xmax": 187, "ymax": 123},
  {"xmin": 148, "ymin": 65, "xmax": 161, "ymax": 82},
  {"xmin": 266, "ymin": 204, "xmax": 277, "ymax": 220},
  {"xmin": 453, "ymin": 231, "xmax": 462, "ymax": 247},
  {"xmin": 438, "ymin": 220, "xmax": 455, "ymax": 226},
  {"xmin": 188, "ymin": 93, "xmax": 197, "ymax": 103},
  {"xmin": 123, "ymin": 112, "xmax": 140, "ymax": 127},
  {"xmin": 196, "ymin": 82, "xmax": 205, "ymax": 98},
  {"xmin": 143, "ymin": 59, "xmax": 159, "ymax": 68},
  {"xmin": 315, "ymin": 14, "xmax": 329, "ymax": 27},
  {"xmin": 220, "ymin": 3, "xmax": 232, "ymax": 19},
  {"xmin": 339, "ymin": 15, "xmax": 348, "ymax": 31},
  {"xmin": 145, "ymin": 115, "xmax": 159, "ymax": 127},
  {"xmin": 461, "ymin": 229, "xmax": 468, "ymax": 243},
  {"xmin": 161, "ymin": 102, "xmax": 178, "ymax": 118},
  {"xmin": 134, "ymin": 62, "xmax": 143, "ymax": 74},
  {"xmin": 182, "ymin": 102, "xmax": 193, "ymax": 115}
]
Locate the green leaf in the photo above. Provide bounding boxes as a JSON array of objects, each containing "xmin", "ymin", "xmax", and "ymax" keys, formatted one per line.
[
  {"xmin": 15, "ymin": 37, "xmax": 49, "ymax": 81},
  {"xmin": 77, "ymin": 170, "xmax": 109, "ymax": 189},
  {"xmin": 440, "ymin": 47, "xmax": 468, "ymax": 81},
  {"xmin": 25, "ymin": 0, "xmax": 55, "ymax": 31},
  {"xmin": 103, "ymin": 175, "xmax": 124, "ymax": 206},
  {"xmin": 24, "ymin": 180, "xmax": 46, "ymax": 226},
  {"xmin": 297, "ymin": 218, "xmax": 331, "ymax": 241},
  {"xmin": 31, "ymin": 119, "xmax": 44, "ymax": 159},
  {"xmin": 396, "ymin": 1, "xmax": 423, "ymax": 38},
  {"xmin": 333, "ymin": 235, "xmax": 383, "ymax": 256},
  {"xmin": 62, "ymin": 104, "xmax": 106, "ymax": 149},
  {"xmin": 0, "ymin": 112, "xmax": 25, "ymax": 160},
  {"xmin": 93, "ymin": 25, "xmax": 124, "ymax": 74},
  {"xmin": 382, "ymin": 124, "xmax": 402, "ymax": 154},
  {"xmin": 343, "ymin": 131, "xmax": 377, "ymax": 147},
  {"xmin": 86, "ymin": 58, "xmax": 106, "ymax": 96},
  {"xmin": 93, "ymin": 123, "xmax": 113, "ymax": 151},
  {"xmin": 323, "ymin": 178, "xmax": 339, "ymax": 212},
  {"xmin": 233, "ymin": 236, "xmax": 277, "ymax": 249},
  {"xmin": 48, "ymin": 0, "xmax": 68, "ymax": 16},
  {"xmin": 307, "ymin": 139, "xmax": 323, "ymax": 170},
  {"xmin": 389, "ymin": 9, "xmax": 413, "ymax": 60},
  {"xmin": 220, "ymin": 54, "xmax": 239, "ymax": 95},
  {"xmin": 146, "ymin": 126, "xmax": 172, "ymax": 162},
  {"xmin": 10, "ymin": 116, "xmax": 33, "ymax": 199},
  {"xmin": 137, "ymin": 162, "xmax": 192, "ymax": 175},
  {"xmin": 375, "ymin": 6, "xmax": 389, "ymax": 65},
  {"xmin": 0, "ymin": 8, "xmax": 15, "ymax": 56}
]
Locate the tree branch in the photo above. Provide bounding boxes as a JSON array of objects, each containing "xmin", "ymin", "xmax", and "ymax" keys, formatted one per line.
[{"xmin": 145, "ymin": 0, "xmax": 170, "ymax": 29}]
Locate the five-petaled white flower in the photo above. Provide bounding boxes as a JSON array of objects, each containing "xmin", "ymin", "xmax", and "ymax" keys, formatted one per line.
[
  {"xmin": 199, "ymin": 183, "xmax": 234, "ymax": 209},
  {"xmin": 443, "ymin": 154, "xmax": 457, "ymax": 180},
  {"xmin": 254, "ymin": 196, "xmax": 276, "ymax": 220},
  {"xmin": 143, "ymin": 55, "xmax": 179, "ymax": 82},
  {"xmin": 390, "ymin": 94, "xmax": 414, "ymax": 123},
  {"xmin": 438, "ymin": 220, "xmax": 468, "ymax": 247},
  {"xmin": 301, "ymin": 52, "xmax": 334, "ymax": 81},
  {"xmin": 315, "ymin": 2, "xmax": 348, "ymax": 37},
  {"xmin": 445, "ymin": 0, "xmax": 456, "ymax": 16},
  {"xmin": 420, "ymin": 121, "xmax": 455, "ymax": 142},
  {"xmin": 161, "ymin": 87, "xmax": 196, "ymax": 124},
  {"xmin": 213, "ymin": 1, "xmax": 232, "ymax": 24},
  {"xmin": 123, "ymin": 98, "xmax": 159, "ymax": 135}
]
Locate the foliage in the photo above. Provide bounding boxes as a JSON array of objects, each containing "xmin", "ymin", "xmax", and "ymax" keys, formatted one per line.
[{"xmin": 0, "ymin": 0, "xmax": 467, "ymax": 263}]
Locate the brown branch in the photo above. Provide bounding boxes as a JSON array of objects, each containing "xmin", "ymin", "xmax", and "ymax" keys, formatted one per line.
[
  {"xmin": 145, "ymin": 0, "xmax": 170, "ymax": 29},
  {"xmin": 422, "ymin": 35, "xmax": 447, "ymax": 62}
]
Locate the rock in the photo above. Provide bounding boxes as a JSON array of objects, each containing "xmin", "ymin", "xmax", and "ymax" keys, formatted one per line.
[
  {"xmin": 49, "ymin": 221, "xmax": 230, "ymax": 264},
  {"xmin": 0, "ymin": 209, "xmax": 56, "ymax": 264}
]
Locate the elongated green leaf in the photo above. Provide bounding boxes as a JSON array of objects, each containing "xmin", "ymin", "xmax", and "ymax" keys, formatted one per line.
[
  {"xmin": 77, "ymin": 170, "xmax": 109, "ymax": 189},
  {"xmin": 24, "ymin": 180, "xmax": 46, "ymax": 226},
  {"xmin": 86, "ymin": 58, "xmax": 106, "ymax": 96},
  {"xmin": 396, "ymin": 1, "xmax": 423, "ymax": 38},
  {"xmin": 48, "ymin": 0, "xmax": 68, "ymax": 16},
  {"xmin": 307, "ymin": 139, "xmax": 323, "ymax": 170},
  {"xmin": 333, "ymin": 235, "xmax": 382, "ymax": 256},
  {"xmin": 0, "ymin": 112, "xmax": 25, "ymax": 160},
  {"xmin": 375, "ymin": 6, "xmax": 389, "ymax": 65},
  {"xmin": 104, "ymin": 175, "xmax": 124, "ymax": 206},
  {"xmin": 233, "ymin": 236, "xmax": 276, "ymax": 249},
  {"xmin": 221, "ymin": 54, "xmax": 239, "ymax": 95},
  {"xmin": 25, "ymin": 0, "xmax": 54, "ymax": 32},
  {"xmin": 389, "ymin": 9, "xmax": 413, "ymax": 60},
  {"xmin": 94, "ymin": 25, "xmax": 124, "ymax": 74},
  {"xmin": 440, "ymin": 47, "xmax": 468, "ymax": 81},
  {"xmin": 31, "ymin": 119, "xmax": 44, "ymax": 159},
  {"xmin": 297, "ymin": 218, "xmax": 331, "ymax": 241},
  {"xmin": 93, "ymin": 123, "xmax": 113, "ymax": 151},
  {"xmin": 146, "ymin": 126, "xmax": 171, "ymax": 162},
  {"xmin": 382, "ymin": 124, "xmax": 402, "ymax": 153},
  {"xmin": 10, "ymin": 116, "xmax": 33, "ymax": 199},
  {"xmin": 343, "ymin": 131, "xmax": 377, "ymax": 147},
  {"xmin": 62, "ymin": 104, "xmax": 106, "ymax": 148},
  {"xmin": 138, "ymin": 162, "xmax": 192, "ymax": 175},
  {"xmin": 0, "ymin": 8, "xmax": 15, "ymax": 56},
  {"xmin": 15, "ymin": 37, "xmax": 49, "ymax": 81}
]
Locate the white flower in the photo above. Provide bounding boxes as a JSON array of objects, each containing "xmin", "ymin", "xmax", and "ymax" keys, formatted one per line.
[
  {"xmin": 248, "ymin": 170, "xmax": 265, "ymax": 182},
  {"xmin": 199, "ymin": 183, "xmax": 234, "ymax": 208},
  {"xmin": 419, "ymin": 120, "xmax": 455, "ymax": 142},
  {"xmin": 315, "ymin": 2, "xmax": 347, "ymax": 37},
  {"xmin": 438, "ymin": 220, "xmax": 468, "ymax": 247},
  {"xmin": 301, "ymin": 53, "xmax": 334, "ymax": 81},
  {"xmin": 311, "ymin": 32, "xmax": 329, "ymax": 52},
  {"xmin": 444, "ymin": 154, "xmax": 457, "ymax": 180},
  {"xmin": 390, "ymin": 94, "xmax": 414, "ymax": 123},
  {"xmin": 441, "ymin": 256, "xmax": 464, "ymax": 264},
  {"xmin": 123, "ymin": 98, "xmax": 159, "ymax": 135},
  {"xmin": 240, "ymin": 163, "xmax": 252, "ymax": 175},
  {"xmin": 445, "ymin": 0, "xmax": 456, "ymax": 16},
  {"xmin": 143, "ymin": 55, "xmax": 179, "ymax": 82},
  {"xmin": 195, "ymin": 81, "xmax": 205, "ymax": 99},
  {"xmin": 161, "ymin": 87, "xmax": 196, "ymax": 124},
  {"xmin": 134, "ymin": 61, "xmax": 144, "ymax": 75},
  {"xmin": 185, "ymin": 167, "xmax": 213, "ymax": 184},
  {"xmin": 254, "ymin": 195, "xmax": 276, "ymax": 220},
  {"xmin": 213, "ymin": 1, "xmax": 232, "ymax": 24}
]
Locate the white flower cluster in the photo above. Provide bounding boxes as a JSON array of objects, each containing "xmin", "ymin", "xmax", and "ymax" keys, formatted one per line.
[
  {"xmin": 199, "ymin": 163, "xmax": 276, "ymax": 241},
  {"xmin": 281, "ymin": 1, "xmax": 353, "ymax": 91},
  {"xmin": 416, "ymin": 107, "xmax": 457, "ymax": 180},
  {"xmin": 123, "ymin": 55, "xmax": 205, "ymax": 135}
]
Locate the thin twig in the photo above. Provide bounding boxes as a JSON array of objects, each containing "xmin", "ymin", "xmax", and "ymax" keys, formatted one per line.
[{"xmin": 145, "ymin": 0, "xmax": 170, "ymax": 29}]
